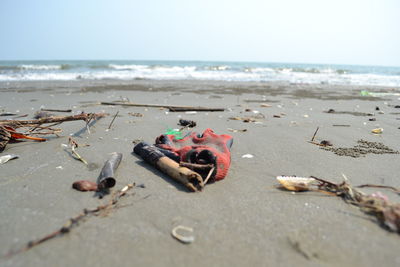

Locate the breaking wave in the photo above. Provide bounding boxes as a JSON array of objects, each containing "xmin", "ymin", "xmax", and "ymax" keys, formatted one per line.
[{"xmin": 0, "ymin": 60, "xmax": 399, "ymax": 86}]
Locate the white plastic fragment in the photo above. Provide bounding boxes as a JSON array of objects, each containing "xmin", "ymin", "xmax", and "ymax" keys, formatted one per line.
[
  {"xmin": 242, "ymin": 154, "xmax": 254, "ymax": 158},
  {"xmin": 0, "ymin": 154, "xmax": 19, "ymax": 164},
  {"xmin": 276, "ymin": 176, "xmax": 317, "ymax": 191},
  {"xmin": 171, "ymin": 225, "xmax": 195, "ymax": 244}
]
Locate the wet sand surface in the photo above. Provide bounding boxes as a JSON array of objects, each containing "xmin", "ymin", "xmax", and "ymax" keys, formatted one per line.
[{"xmin": 1, "ymin": 80, "xmax": 400, "ymax": 266}]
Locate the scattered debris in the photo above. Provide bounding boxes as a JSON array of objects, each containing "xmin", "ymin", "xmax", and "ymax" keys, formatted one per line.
[
  {"xmin": 6, "ymin": 183, "xmax": 135, "ymax": 257},
  {"xmin": 100, "ymin": 101, "xmax": 224, "ymax": 112},
  {"xmin": 242, "ymin": 154, "xmax": 254, "ymax": 158},
  {"xmin": 0, "ymin": 112, "xmax": 106, "ymax": 151},
  {"xmin": 0, "ymin": 112, "xmax": 17, "ymax": 116},
  {"xmin": 72, "ymin": 180, "xmax": 98, "ymax": 191},
  {"xmin": 277, "ymin": 175, "xmax": 400, "ymax": 234},
  {"xmin": 41, "ymin": 108, "xmax": 72, "ymax": 113},
  {"xmin": 371, "ymin": 128, "xmax": 383, "ymax": 134},
  {"xmin": 178, "ymin": 119, "xmax": 197, "ymax": 128},
  {"xmin": 128, "ymin": 112, "xmax": 144, "ymax": 117},
  {"xmin": 107, "ymin": 111, "xmax": 119, "ymax": 130},
  {"xmin": 369, "ymin": 118, "xmax": 376, "ymax": 121},
  {"xmin": 171, "ymin": 225, "xmax": 195, "ymax": 244},
  {"xmin": 227, "ymin": 128, "xmax": 247, "ymax": 133},
  {"xmin": 277, "ymin": 176, "xmax": 317, "ymax": 192},
  {"xmin": 67, "ymin": 137, "xmax": 88, "ymax": 165},
  {"xmin": 97, "ymin": 152, "xmax": 122, "ymax": 191},
  {"xmin": 0, "ymin": 154, "xmax": 19, "ymax": 164},
  {"xmin": 134, "ymin": 142, "xmax": 204, "ymax": 192},
  {"xmin": 324, "ymin": 109, "xmax": 374, "ymax": 116},
  {"xmin": 260, "ymin": 103, "xmax": 272, "ymax": 107}
]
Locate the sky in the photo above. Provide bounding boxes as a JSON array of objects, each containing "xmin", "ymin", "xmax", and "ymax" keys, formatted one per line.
[{"xmin": 0, "ymin": 0, "xmax": 399, "ymax": 66}]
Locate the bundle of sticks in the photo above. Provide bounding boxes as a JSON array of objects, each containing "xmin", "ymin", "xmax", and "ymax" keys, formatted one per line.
[{"xmin": 0, "ymin": 112, "xmax": 106, "ymax": 151}]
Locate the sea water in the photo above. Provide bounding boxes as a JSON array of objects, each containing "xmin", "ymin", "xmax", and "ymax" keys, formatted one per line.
[{"xmin": 0, "ymin": 60, "xmax": 399, "ymax": 87}]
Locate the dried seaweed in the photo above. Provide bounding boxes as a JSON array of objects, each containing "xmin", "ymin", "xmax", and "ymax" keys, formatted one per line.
[{"xmin": 277, "ymin": 175, "xmax": 400, "ymax": 234}]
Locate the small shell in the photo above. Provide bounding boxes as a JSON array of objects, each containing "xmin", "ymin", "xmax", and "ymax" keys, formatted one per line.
[
  {"xmin": 276, "ymin": 176, "xmax": 316, "ymax": 192},
  {"xmin": 371, "ymin": 128, "xmax": 383, "ymax": 134},
  {"xmin": 171, "ymin": 225, "xmax": 195, "ymax": 244},
  {"xmin": 72, "ymin": 180, "xmax": 98, "ymax": 191}
]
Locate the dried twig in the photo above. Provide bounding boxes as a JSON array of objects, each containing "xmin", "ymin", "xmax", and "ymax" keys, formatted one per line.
[
  {"xmin": 310, "ymin": 127, "xmax": 319, "ymax": 142},
  {"xmin": 100, "ymin": 101, "xmax": 225, "ymax": 112},
  {"xmin": 108, "ymin": 111, "xmax": 119, "ymax": 130},
  {"xmin": 5, "ymin": 184, "xmax": 134, "ymax": 258},
  {"xmin": 68, "ymin": 137, "xmax": 88, "ymax": 165}
]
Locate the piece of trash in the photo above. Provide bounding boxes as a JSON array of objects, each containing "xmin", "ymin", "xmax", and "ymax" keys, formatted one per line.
[
  {"xmin": 227, "ymin": 128, "xmax": 247, "ymax": 133},
  {"xmin": 67, "ymin": 137, "xmax": 88, "ymax": 165},
  {"xmin": 276, "ymin": 176, "xmax": 317, "ymax": 191},
  {"xmin": 369, "ymin": 118, "xmax": 377, "ymax": 121},
  {"xmin": 242, "ymin": 154, "xmax": 254, "ymax": 158},
  {"xmin": 375, "ymin": 106, "xmax": 380, "ymax": 111},
  {"xmin": 0, "ymin": 154, "xmax": 19, "ymax": 164},
  {"xmin": 371, "ymin": 128, "xmax": 383, "ymax": 134},
  {"xmin": 273, "ymin": 115, "xmax": 281, "ymax": 118},
  {"xmin": 97, "ymin": 152, "xmax": 122, "ymax": 191},
  {"xmin": 320, "ymin": 140, "xmax": 332, "ymax": 146},
  {"xmin": 72, "ymin": 180, "xmax": 98, "ymax": 192},
  {"xmin": 178, "ymin": 119, "xmax": 197, "ymax": 128},
  {"xmin": 134, "ymin": 142, "xmax": 204, "ymax": 192},
  {"xmin": 260, "ymin": 104, "xmax": 272, "ymax": 107},
  {"xmin": 128, "ymin": 112, "xmax": 143, "ymax": 117},
  {"xmin": 279, "ymin": 174, "xmax": 400, "ymax": 235},
  {"xmin": 171, "ymin": 225, "xmax": 195, "ymax": 244},
  {"xmin": 360, "ymin": 90, "xmax": 400, "ymax": 97},
  {"xmin": 56, "ymin": 166, "xmax": 63, "ymax": 169},
  {"xmin": 303, "ymin": 114, "xmax": 309, "ymax": 118},
  {"xmin": 185, "ymin": 111, "xmax": 197, "ymax": 115},
  {"xmin": 134, "ymin": 129, "xmax": 233, "ymax": 190},
  {"xmin": 165, "ymin": 128, "xmax": 184, "ymax": 140}
]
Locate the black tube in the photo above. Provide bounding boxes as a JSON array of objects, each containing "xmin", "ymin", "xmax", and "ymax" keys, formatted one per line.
[
  {"xmin": 133, "ymin": 142, "xmax": 164, "ymax": 166},
  {"xmin": 97, "ymin": 152, "xmax": 122, "ymax": 190}
]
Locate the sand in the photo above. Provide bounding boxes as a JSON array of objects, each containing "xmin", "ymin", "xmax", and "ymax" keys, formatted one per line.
[{"xmin": 1, "ymin": 80, "xmax": 400, "ymax": 266}]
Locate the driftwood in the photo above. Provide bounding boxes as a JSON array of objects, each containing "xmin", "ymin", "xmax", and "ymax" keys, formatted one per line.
[
  {"xmin": 0, "ymin": 112, "xmax": 105, "ymax": 128},
  {"xmin": 4, "ymin": 184, "xmax": 134, "ymax": 258},
  {"xmin": 0, "ymin": 112, "xmax": 106, "ymax": 152},
  {"xmin": 100, "ymin": 101, "xmax": 225, "ymax": 112}
]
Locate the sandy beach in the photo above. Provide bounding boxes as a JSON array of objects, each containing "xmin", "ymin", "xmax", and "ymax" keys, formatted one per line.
[{"xmin": 1, "ymin": 80, "xmax": 400, "ymax": 266}]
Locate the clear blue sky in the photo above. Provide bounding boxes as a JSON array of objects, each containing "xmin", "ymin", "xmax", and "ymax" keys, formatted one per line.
[{"xmin": 0, "ymin": 0, "xmax": 399, "ymax": 66}]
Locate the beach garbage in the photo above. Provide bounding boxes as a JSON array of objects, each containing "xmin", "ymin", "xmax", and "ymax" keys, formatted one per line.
[
  {"xmin": 134, "ymin": 142, "xmax": 204, "ymax": 192},
  {"xmin": 0, "ymin": 154, "xmax": 19, "ymax": 164},
  {"xmin": 371, "ymin": 128, "xmax": 383, "ymax": 134},
  {"xmin": 155, "ymin": 128, "xmax": 233, "ymax": 182},
  {"xmin": 178, "ymin": 119, "xmax": 197, "ymax": 128},
  {"xmin": 134, "ymin": 128, "xmax": 233, "ymax": 191},
  {"xmin": 72, "ymin": 152, "xmax": 122, "ymax": 192},
  {"xmin": 276, "ymin": 175, "xmax": 400, "ymax": 234},
  {"xmin": 171, "ymin": 225, "xmax": 195, "ymax": 244},
  {"xmin": 97, "ymin": 152, "xmax": 122, "ymax": 190}
]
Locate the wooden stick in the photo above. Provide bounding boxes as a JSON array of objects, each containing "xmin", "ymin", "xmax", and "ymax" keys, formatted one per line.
[
  {"xmin": 311, "ymin": 127, "xmax": 319, "ymax": 142},
  {"xmin": 4, "ymin": 184, "xmax": 134, "ymax": 258},
  {"xmin": 108, "ymin": 111, "xmax": 119, "ymax": 130},
  {"xmin": 179, "ymin": 162, "xmax": 214, "ymax": 171},
  {"xmin": 41, "ymin": 108, "xmax": 72, "ymax": 113},
  {"xmin": 0, "ymin": 113, "xmax": 106, "ymax": 128},
  {"xmin": 100, "ymin": 101, "xmax": 224, "ymax": 112}
]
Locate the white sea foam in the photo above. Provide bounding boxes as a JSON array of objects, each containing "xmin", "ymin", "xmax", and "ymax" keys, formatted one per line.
[
  {"xmin": 19, "ymin": 64, "xmax": 63, "ymax": 70},
  {"xmin": 1, "ymin": 62, "xmax": 399, "ymax": 87}
]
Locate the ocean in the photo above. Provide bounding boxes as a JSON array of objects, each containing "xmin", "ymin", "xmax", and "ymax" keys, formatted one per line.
[{"xmin": 0, "ymin": 60, "xmax": 399, "ymax": 87}]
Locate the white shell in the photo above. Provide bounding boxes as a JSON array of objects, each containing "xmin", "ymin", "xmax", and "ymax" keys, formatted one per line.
[{"xmin": 276, "ymin": 176, "xmax": 317, "ymax": 191}]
